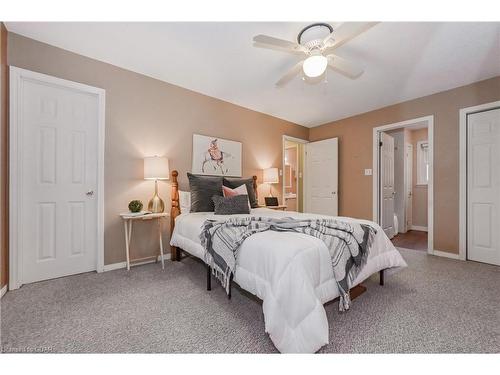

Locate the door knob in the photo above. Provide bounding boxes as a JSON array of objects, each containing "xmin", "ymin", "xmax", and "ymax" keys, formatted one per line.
[{"xmin": 86, "ymin": 190, "xmax": 94, "ymax": 196}]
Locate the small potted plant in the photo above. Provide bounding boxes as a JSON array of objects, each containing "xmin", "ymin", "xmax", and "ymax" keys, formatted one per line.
[{"xmin": 128, "ymin": 200, "xmax": 143, "ymax": 213}]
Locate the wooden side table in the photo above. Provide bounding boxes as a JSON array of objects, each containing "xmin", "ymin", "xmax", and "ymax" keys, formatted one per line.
[
  {"xmin": 119, "ymin": 212, "xmax": 169, "ymax": 271},
  {"xmin": 259, "ymin": 205, "xmax": 288, "ymax": 211}
]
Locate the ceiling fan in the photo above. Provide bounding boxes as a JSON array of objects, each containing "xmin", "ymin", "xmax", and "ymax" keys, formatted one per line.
[{"xmin": 253, "ymin": 22, "xmax": 377, "ymax": 87}]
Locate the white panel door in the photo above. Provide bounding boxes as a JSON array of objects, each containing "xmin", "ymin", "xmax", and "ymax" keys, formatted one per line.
[
  {"xmin": 380, "ymin": 132, "xmax": 395, "ymax": 238},
  {"xmin": 20, "ymin": 75, "xmax": 99, "ymax": 283},
  {"xmin": 467, "ymin": 108, "xmax": 500, "ymax": 266},
  {"xmin": 405, "ymin": 143, "xmax": 413, "ymax": 232},
  {"xmin": 305, "ymin": 138, "xmax": 338, "ymax": 216}
]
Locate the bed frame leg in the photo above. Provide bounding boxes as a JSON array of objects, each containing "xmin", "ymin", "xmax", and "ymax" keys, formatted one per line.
[
  {"xmin": 170, "ymin": 246, "xmax": 182, "ymax": 261},
  {"xmin": 170, "ymin": 246, "xmax": 177, "ymax": 261},
  {"xmin": 206, "ymin": 264, "xmax": 212, "ymax": 291},
  {"xmin": 228, "ymin": 274, "xmax": 233, "ymax": 300},
  {"xmin": 379, "ymin": 269, "xmax": 384, "ymax": 286}
]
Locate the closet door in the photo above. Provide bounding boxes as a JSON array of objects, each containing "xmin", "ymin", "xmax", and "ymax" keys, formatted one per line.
[
  {"xmin": 10, "ymin": 67, "xmax": 104, "ymax": 288},
  {"xmin": 467, "ymin": 108, "xmax": 500, "ymax": 265}
]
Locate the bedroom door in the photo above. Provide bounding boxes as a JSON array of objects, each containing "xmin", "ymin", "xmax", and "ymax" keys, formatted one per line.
[
  {"xmin": 305, "ymin": 137, "xmax": 338, "ymax": 216},
  {"xmin": 380, "ymin": 132, "xmax": 395, "ymax": 238},
  {"xmin": 467, "ymin": 108, "xmax": 500, "ymax": 266},
  {"xmin": 10, "ymin": 67, "xmax": 105, "ymax": 288}
]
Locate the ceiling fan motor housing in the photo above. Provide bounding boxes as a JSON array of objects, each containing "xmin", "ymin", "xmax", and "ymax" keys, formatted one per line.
[
  {"xmin": 300, "ymin": 23, "xmax": 332, "ymax": 78},
  {"xmin": 304, "ymin": 39, "xmax": 325, "ymax": 53}
]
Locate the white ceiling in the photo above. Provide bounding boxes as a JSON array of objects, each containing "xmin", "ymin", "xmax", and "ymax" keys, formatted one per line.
[{"xmin": 6, "ymin": 22, "xmax": 500, "ymax": 127}]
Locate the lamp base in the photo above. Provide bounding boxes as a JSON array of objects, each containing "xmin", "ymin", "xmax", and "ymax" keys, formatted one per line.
[
  {"xmin": 148, "ymin": 194, "xmax": 165, "ymax": 213},
  {"xmin": 148, "ymin": 180, "xmax": 164, "ymax": 213}
]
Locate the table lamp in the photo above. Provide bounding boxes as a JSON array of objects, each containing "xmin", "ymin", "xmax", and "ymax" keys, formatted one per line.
[
  {"xmin": 263, "ymin": 167, "xmax": 279, "ymax": 197},
  {"xmin": 144, "ymin": 156, "xmax": 169, "ymax": 213}
]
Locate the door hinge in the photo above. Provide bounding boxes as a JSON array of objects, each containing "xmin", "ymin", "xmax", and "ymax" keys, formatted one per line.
[{"xmin": 379, "ymin": 141, "xmax": 383, "ymax": 147}]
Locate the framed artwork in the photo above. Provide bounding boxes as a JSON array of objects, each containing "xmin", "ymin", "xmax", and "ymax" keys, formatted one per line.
[{"xmin": 192, "ymin": 134, "xmax": 242, "ymax": 177}]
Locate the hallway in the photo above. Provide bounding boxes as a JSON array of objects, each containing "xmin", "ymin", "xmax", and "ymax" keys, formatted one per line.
[{"xmin": 391, "ymin": 230, "xmax": 428, "ymax": 251}]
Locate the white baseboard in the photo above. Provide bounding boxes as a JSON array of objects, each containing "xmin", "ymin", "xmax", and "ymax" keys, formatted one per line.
[
  {"xmin": 158, "ymin": 253, "xmax": 171, "ymax": 262},
  {"xmin": 411, "ymin": 225, "xmax": 428, "ymax": 232},
  {"xmin": 1, "ymin": 284, "xmax": 7, "ymax": 298},
  {"xmin": 103, "ymin": 262, "xmax": 127, "ymax": 272},
  {"xmin": 103, "ymin": 253, "xmax": 171, "ymax": 272},
  {"xmin": 431, "ymin": 250, "xmax": 462, "ymax": 260}
]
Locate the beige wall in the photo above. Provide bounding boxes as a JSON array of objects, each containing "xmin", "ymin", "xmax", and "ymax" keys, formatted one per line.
[
  {"xmin": 3, "ymin": 30, "xmax": 500, "ymax": 276},
  {"xmin": 7, "ymin": 33, "xmax": 308, "ymax": 265},
  {"xmin": 310, "ymin": 76, "xmax": 500, "ymax": 254},
  {"xmin": 410, "ymin": 128, "xmax": 428, "ymax": 228},
  {"xmin": 1, "ymin": 23, "xmax": 8, "ymax": 288}
]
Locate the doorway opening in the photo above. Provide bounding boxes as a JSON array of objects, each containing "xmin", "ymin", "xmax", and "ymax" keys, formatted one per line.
[
  {"xmin": 373, "ymin": 116, "xmax": 433, "ymax": 253},
  {"xmin": 282, "ymin": 135, "xmax": 307, "ymax": 212}
]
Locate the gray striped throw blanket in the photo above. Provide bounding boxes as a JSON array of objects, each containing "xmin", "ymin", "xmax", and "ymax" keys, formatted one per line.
[{"xmin": 200, "ymin": 217, "xmax": 376, "ymax": 311}]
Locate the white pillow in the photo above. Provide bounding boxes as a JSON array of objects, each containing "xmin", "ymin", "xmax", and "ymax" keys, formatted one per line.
[{"xmin": 179, "ymin": 190, "xmax": 191, "ymax": 213}]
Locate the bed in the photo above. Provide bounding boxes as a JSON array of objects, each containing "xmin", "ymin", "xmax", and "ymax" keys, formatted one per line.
[{"xmin": 168, "ymin": 170, "xmax": 407, "ymax": 353}]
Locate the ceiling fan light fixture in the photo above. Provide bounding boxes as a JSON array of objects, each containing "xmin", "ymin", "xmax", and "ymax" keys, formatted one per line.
[{"xmin": 303, "ymin": 55, "xmax": 328, "ymax": 78}]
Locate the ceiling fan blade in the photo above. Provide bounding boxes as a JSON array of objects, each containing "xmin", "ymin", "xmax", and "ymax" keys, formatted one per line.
[
  {"xmin": 276, "ymin": 60, "xmax": 304, "ymax": 87},
  {"xmin": 253, "ymin": 34, "xmax": 308, "ymax": 54},
  {"xmin": 322, "ymin": 32, "xmax": 335, "ymax": 48},
  {"xmin": 327, "ymin": 55, "xmax": 364, "ymax": 79},
  {"xmin": 322, "ymin": 22, "xmax": 378, "ymax": 53}
]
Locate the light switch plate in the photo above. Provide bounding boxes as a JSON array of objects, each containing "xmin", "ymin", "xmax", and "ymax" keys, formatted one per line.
[{"xmin": 364, "ymin": 169, "xmax": 372, "ymax": 176}]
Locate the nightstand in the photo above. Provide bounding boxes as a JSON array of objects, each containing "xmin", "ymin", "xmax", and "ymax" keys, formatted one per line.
[
  {"xmin": 119, "ymin": 212, "xmax": 170, "ymax": 271},
  {"xmin": 259, "ymin": 205, "xmax": 288, "ymax": 211}
]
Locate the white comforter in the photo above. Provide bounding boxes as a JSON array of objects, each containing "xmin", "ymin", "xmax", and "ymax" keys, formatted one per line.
[{"xmin": 170, "ymin": 208, "xmax": 407, "ymax": 353}]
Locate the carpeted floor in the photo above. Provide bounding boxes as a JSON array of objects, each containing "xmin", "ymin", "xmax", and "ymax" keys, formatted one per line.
[{"xmin": 1, "ymin": 248, "xmax": 499, "ymax": 353}]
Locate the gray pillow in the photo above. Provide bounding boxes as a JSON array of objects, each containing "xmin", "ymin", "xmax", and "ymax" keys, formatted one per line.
[
  {"xmin": 187, "ymin": 173, "xmax": 223, "ymax": 212},
  {"xmin": 212, "ymin": 195, "xmax": 251, "ymax": 215},
  {"xmin": 223, "ymin": 177, "xmax": 258, "ymax": 208}
]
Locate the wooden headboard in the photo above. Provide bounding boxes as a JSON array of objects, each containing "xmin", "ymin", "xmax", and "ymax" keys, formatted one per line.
[
  {"xmin": 170, "ymin": 170, "xmax": 257, "ymax": 260},
  {"xmin": 170, "ymin": 170, "xmax": 180, "ymax": 234}
]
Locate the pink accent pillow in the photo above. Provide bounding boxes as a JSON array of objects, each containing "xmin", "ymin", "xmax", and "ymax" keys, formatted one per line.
[{"xmin": 222, "ymin": 184, "xmax": 251, "ymax": 209}]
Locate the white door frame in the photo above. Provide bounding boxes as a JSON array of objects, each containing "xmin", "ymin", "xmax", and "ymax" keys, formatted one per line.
[
  {"xmin": 459, "ymin": 101, "xmax": 500, "ymax": 262},
  {"xmin": 282, "ymin": 135, "xmax": 308, "ymax": 211},
  {"xmin": 372, "ymin": 115, "xmax": 434, "ymax": 255},
  {"xmin": 9, "ymin": 66, "xmax": 106, "ymax": 290}
]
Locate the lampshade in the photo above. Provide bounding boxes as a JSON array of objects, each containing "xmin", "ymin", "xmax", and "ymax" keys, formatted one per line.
[
  {"xmin": 263, "ymin": 168, "xmax": 279, "ymax": 184},
  {"xmin": 144, "ymin": 156, "xmax": 169, "ymax": 180}
]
